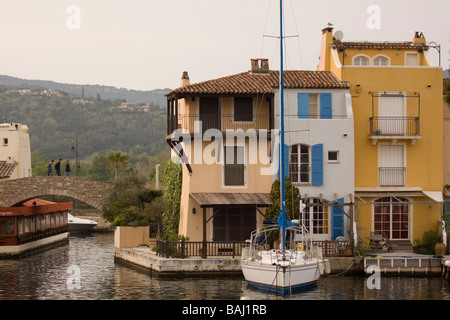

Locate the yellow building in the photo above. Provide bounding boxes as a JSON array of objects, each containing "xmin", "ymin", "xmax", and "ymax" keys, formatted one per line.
[{"xmin": 318, "ymin": 27, "xmax": 444, "ymax": 249}]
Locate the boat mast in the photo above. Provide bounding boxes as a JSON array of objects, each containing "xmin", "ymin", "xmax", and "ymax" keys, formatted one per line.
[{"xmin": 279, "ymin": 0, "xmax": 287, "ymax": 253}]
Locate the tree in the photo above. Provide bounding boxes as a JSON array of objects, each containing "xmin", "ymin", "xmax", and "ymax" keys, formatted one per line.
[
  {"xmin": 31, "ymin": 150, "xmax": 49, "ymax": 176},
  {"xmin": 264, "ymin": 177, "xmax": 301, "ymax": 247},
  {"xmin": 142, "ymin": 196, "xmax": 170, "ymax": 238},
  {"xmin": 88, "ymin": 153, "xmax": 114, "ymax": 182},
  {"xmin": 265, "ymin": 177, "xmax": 301, "ymax": 222},
  {"xmin": 107, "ymin": 151, "xmax": 130, "ymax": 181}
]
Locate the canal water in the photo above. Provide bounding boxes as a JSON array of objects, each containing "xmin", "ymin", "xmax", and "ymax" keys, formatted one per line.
[{"xmin": 0, "ymin": 232, "xmax": 449, "ymax": 300}]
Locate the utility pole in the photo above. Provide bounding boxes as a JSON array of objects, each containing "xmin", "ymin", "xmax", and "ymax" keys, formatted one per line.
[
  {"xmin": 71, "ymin": 137, "xmax": 80, "ymax": 209},
  {"xmin": 156, "ymin": 164, "xmax": 160, "ymax": 190}
]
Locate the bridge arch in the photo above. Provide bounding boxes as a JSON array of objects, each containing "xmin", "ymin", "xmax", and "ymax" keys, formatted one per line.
[{"xmin": 0, "ymin": 177, "xmax": 114, "ymax": 212}]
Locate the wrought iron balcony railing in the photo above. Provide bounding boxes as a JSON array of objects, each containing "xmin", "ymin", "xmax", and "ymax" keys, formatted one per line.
[
  {"xmin": 379, "ymin": 167, "xmax": 406, "ymax": 187},
  {"xmin": 167, "ymin": 114, "xmax": 271, "ymax": 135},
  {"xmin": 369, "ymin": 117, "xmax": 420, "ymax": 136}
]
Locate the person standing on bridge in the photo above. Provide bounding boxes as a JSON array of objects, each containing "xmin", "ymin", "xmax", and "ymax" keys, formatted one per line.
[
  {"xmin": 65, "ymin": 160, "xmax": 71, "ymax": 176},
  {"xmin": 47, "ymin": 160, "xmax": 54, "ymax": 176},
  {"xmin": 55, "ymin": 159, "xmax": 62, "ymax": 176}
]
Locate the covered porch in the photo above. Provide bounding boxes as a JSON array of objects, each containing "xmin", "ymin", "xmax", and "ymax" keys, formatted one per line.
[{"xmin": 190, "ymin": 192, "xmax": 271, "ymax": 258}]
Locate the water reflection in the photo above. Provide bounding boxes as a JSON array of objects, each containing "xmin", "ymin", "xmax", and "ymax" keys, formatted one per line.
[{"xmin": 0, "ymin": 233, "xmax": 449, "ymax": 300}]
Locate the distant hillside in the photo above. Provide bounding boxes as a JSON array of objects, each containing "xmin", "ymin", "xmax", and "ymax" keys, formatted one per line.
[{"xmin": 0, "ymin": 74, "xmax": 170, "ymax": 108}]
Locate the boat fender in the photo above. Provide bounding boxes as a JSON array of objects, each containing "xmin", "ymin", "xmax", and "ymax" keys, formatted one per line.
[
  {"xmin": 324, "ymin": 259, "xmax": 331, "ymax": 274},
  {"xmin": 318, "ymin": 261, "xmax": 324, "ymax": 275}
]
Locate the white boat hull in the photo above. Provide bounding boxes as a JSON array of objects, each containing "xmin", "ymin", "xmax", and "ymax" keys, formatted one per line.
[
  {"xmin": 68, "ymin": 214, "xmax": 97, "ymax": 232},
  {"xmin": 241, "ymin": 258, "xmax": 320, "ymax": 294}
]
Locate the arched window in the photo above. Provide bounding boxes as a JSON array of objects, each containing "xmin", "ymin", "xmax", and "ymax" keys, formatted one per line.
[
  {"xmin": 353, "ymin": 56, "xmax": 369, "ymax": 66},
  {"xmin": 373, "ymin": 56, "xmax": 389, "ymax": 66},
  {"xmin": 374, "ymin": 197, "xmax": 409, "ymax": 239},
  {"xmin": 289, "ymin": 144, "xmax": 310, "ymax": 184}
]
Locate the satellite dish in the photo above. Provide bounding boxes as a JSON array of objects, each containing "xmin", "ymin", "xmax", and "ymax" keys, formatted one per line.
[{"xmin": 334, "ymin": 30, "xmax": 344, "ymax": 41}]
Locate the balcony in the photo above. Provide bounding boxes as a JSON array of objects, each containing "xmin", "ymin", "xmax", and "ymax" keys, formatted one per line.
[
  {"xmin": 167, "ymin": 114, "xmax": 271, "ymax": 136},
  {"xmin": 369, "ymin": 117, "xmax": 421, "ymax": 145},
  {"xmin": 368, "ymin": 92, "xmax": 421, "ymax": 145},
  {"xmin": 379, "ymin": 167, "xmax": 406, "ymax": 187}
]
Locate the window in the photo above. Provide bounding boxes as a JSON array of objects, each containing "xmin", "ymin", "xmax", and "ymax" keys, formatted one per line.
[
  {"xmin": 290, "ymin": 143, "xmax": 323, "ymax": 186},
  {"xmin": 405, "ymin": 53, "xmax": 419, "ymax": 66},
  {"xmin": 3, "ymin": 138, "xmax": 8, "ymax": 146},
  {"xmin": 374, "ymin": 56, "xmax": 388, "ymax": 66},
  {"xmin": 301, "ymin": 198, "xmax": 329, "ymax": 235},
  {"xmin": 290, "ymin": 144, "xmax": 310, "ymax": 184},
  {"xmin": 378, "ymin": 144, "xmax": 405, "ymax": 187},
  {"xmin": 234, "ymin": 97, "xmax": 253, "ymax": 121},
  {"xmin": 224, "ymin": 146, "xmax": 245, "ymax": 186},
  {"xmin": 308, "ymin": 94, "xmax": 319, "ymax": 119},
  {"xmin": 213, "ymin": 207, "xmax": 255, "ymax": 241},
  {"xmin": 0, "ymin": 220, "xmax": 14, "ymax": 235},
  {"xmin": 374, "ymin": 197, "xmax": 409, "ymax": 239},
  {"xmin": 298, "ymin": 93, "xmax": 332, "ymax": 119},
  {"xmin": 328, "ymin": 151, "xmax": 339, "ymax": 163},
  {"xmin": 353, "ymin": 56, "xmax": 369, "ymax": 66}
]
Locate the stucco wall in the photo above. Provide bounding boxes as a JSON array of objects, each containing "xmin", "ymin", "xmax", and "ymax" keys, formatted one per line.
[{"xmin": 114, "ymin": 226, "xmax": 153, "ymax": 248}]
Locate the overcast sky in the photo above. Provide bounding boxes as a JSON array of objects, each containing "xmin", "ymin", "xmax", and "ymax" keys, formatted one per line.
[{"xmin": 0, "ymin": 0, "xmax": 449, "ymax": 91}]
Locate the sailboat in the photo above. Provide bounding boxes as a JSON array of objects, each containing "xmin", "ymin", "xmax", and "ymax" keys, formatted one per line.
[{"xmin": 240, "ymin": 0, "xmax": 323, "ymax": 294}]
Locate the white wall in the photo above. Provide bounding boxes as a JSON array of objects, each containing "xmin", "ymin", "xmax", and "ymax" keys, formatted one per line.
[
  {"xmin": 274, "ymin": 89, "xmax": 355, "ymax": 240},
  {"xmin": 0, "ymin": 122, "xmax": 32, "ymax": 179}
]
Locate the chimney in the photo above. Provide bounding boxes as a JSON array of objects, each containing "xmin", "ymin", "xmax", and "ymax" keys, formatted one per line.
[
  {"xmin": 317, "ymin": 25, "xmax": 334, "ymax": 71},
  {"xmin": 250, "ymin": 58, "xmax": 269, "ymax": 74},
  {"xmin": 181, "ymin": 71, "xmax": 190, "ymax": 87},
  {"xmin": 412, "ymin": 31, "xmax": 426, "ymax": 44}
]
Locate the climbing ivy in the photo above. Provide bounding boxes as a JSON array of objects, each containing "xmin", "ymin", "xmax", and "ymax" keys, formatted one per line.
[{"xmin": 162, "ymin": 158, "xmax": 182, "ymax": 240}]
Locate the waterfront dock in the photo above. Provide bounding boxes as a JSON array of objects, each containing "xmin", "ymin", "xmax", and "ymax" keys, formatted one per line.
[
  {"xmin": 364, "ymin": 252, "xmax": 444, "ymax": 276},
  {"xmin": 115, "ymin": 246, "xmax": 242, "ymax": 276}
]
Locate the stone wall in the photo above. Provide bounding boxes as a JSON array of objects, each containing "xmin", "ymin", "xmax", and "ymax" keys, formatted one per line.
[{"xmin": 0, "ymin": 176, "xmax": 114, "ymax": 211}]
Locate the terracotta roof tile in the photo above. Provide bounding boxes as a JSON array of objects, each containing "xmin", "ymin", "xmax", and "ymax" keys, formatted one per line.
[
  {"xmin": 0, "ymin": 161, "xmax": 17, "ymax": 178},
  {"xmin": 331, "ymin": 41, "xmax": 429, "ymax": 50},
  {"xmin": 168, "ymin": 70, "xmax": 348, "ymax": 97}
]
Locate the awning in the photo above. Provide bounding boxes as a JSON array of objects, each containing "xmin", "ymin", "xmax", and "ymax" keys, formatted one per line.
[
  {"xmin": 355, "ymin": 187, "xmax": 443, "ymax": 202},
  {"xmin": 422, "ymin": 191, "xmax": 443, "ymax": 202},
  {"xmin": 190, "ymin": 193, "xmax": 272, "ymax": 208}
]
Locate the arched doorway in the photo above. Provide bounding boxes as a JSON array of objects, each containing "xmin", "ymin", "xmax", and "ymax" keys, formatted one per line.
[{"xmin": 373, "ymin": 197, "xmax": 409, "ymax": 240}]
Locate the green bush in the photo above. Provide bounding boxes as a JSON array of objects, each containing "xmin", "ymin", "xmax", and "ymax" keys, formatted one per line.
[{"xmin": 416, "ymin": 230, "xmax": 440, "ymax": 255}]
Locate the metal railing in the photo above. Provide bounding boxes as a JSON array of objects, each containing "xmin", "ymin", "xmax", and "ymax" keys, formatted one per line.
[
  {"xmin": 156, "ymin": 238, "xmax": 246, "ymax": 258},
  {"xmin": 167, "ymin": 114, "xmax": 271, "ymax": 134},
  {"xmin": 156, "ymin": 238, "xmax": 354, "ymax": 258},
  {"xmin": 379, "ymin": 167, "xmax": 406, "ymax": 187},
  {"xmin": 369, "ymin": 117, "xmax": 420, "ymax": 136}
]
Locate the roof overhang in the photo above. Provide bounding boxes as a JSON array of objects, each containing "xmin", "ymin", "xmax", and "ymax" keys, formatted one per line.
[{"xmin": 190, "ymin": 193, "xmax": 272, "ymax": 208}]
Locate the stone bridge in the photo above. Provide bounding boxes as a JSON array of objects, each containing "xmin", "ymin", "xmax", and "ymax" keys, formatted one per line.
[{"xmin": 0, "ymin": 176, "xmax": 114, "ymax": 212}]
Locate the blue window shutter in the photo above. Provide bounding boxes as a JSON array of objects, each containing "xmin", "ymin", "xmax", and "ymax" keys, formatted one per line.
[
  {"xmin": 283, "ymin": 144, "xmax": 290, "ymax": 179},
  {"xmin": 331, "ymin": 198, "xmax": 344, "ymax": 240},
  {"xmin": 311, "ymin": 144, "xmax": 323, "ymax": 186},
  {"xmin": 298, "ymin": 93, "xmax": 309, "ymax": 119},
  {"xmin": 320, "ymin": 93, "xmax": 332, "ymax": 119}
]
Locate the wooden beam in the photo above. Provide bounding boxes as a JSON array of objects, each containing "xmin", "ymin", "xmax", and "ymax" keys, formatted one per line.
[{"xmin": 202, "ymin": 207, "xmax": 207, "ymax": 258}]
